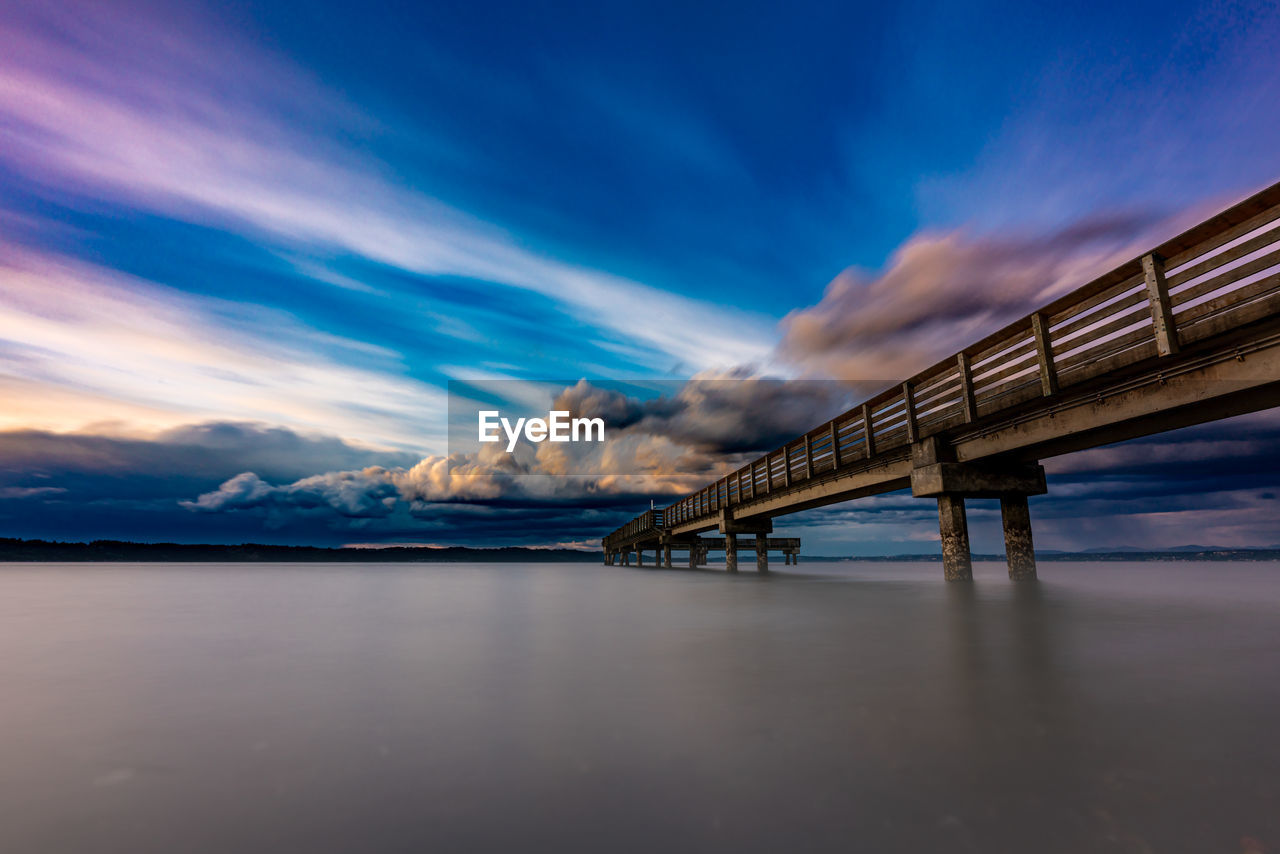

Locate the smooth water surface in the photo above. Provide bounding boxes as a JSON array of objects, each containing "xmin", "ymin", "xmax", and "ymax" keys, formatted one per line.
[{"xmin": 1, "ymin": 560, "xmax": 1277, "ymax": 853}]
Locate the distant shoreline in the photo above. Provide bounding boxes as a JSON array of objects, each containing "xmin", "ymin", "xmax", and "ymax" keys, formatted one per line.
[
  {"xmin": 0, "ymin": 538, "xmax": 600, "ymax": 562},
  {"xmin": 1, "ymin": 538, "xmax": 1278, "ymax": 563}
]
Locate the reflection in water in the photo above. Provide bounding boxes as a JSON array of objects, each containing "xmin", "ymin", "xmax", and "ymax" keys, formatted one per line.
[{"xmin": 0, "ymin": 561, "xmax": 1276, "ymax": 853}]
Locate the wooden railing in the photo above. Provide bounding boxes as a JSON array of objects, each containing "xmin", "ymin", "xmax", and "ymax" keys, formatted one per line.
[
  {"xmin": 606, "ymin": 181, "xmax": 1280, "ymax": 546},
  {"xmin": 603, "ymin": 508, "xmax": 664, "ymax": 549}
]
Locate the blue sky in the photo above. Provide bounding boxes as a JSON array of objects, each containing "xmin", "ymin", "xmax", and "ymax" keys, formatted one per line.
[{"xmin": 1, "ymin": 0, "xmax": 1278, "ymax": 551}]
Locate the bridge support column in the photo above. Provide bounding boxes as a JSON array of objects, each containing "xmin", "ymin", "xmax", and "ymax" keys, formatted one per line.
[
  {"xmin": 912, "ymin": 438, "xmax": 1046, "ymax": 582},
  {"xmin": 756, "ymin": 539, "xmax": 769, "ymax": 573},
  {"xmin": 1001, "ymin": 495, "xmax": 1037, "ymax": 580},
  {"xmin": 688, "ymin": 538, "xmax": 699, "ymax": 568},
  {"xmin": 718, "ymin": 508, "xmax": 770, "ymax": 575},
  {"xmin": 663, "ymin": 542, "xmax": 672, "ymax": 568},
  {"xmin": 936, "ymin": 495, "xmax": 973, "ymax": 581}
]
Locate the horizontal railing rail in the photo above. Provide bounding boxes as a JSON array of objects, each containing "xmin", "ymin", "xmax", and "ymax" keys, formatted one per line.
[{"xmin": 605, "ymin": 180, "xmax": 1280, "ymax": 547}]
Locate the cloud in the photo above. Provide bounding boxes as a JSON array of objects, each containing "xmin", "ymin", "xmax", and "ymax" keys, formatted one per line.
[
  {"xmin": 0, "ymin": 2, "xmax": 774, "ymax": 375},
  {"xmin": 0, "ymin": 422, "xmax": 419, "ymax": 496},
  {"xmin": 0, "ymin": 418, "xmax": 658, "ymax": 545},
  {"xmin": 552, "ymin": 373, "xmax": 853, "ymax": 454},
  {"xmin": 179, "ymin": 372, "xmax": 859, "ymax": 525},
  {"xmin": 777, "ymin": 212, "xmax": 1157, "ymax": 380},
  {"xmin": 0, "ymin": 486, "xmax": 66, "ymax": 499},
  {"xmin": 183, "ymin": 470, "xmax": 400, "ymax": 518},
  {"xmin": 0, "ymin": 248, "xmax": 446, "ymax": 449}
]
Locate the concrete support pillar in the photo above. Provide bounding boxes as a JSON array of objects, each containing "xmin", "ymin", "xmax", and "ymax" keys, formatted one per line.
[
  {"xmin": 937, "ymin": 495, "xmax": 972, "ymax": 581},
  {"xmin": 756, "ymin": 541, "xmax": 769, "ymax": 573},
  {"xmin": 1000, "ymin": 494, "xmax": 1037, "ymax": 580},
  {"xmin": 663, "ymin": 543, "xmax": 672, "ymax": 568},
  {"xmin": 725, "ymin": 532, "xmax": 738, "ymax": 573},
  {"xmin": 688, "ymin": 541, "xmax": 697, "ymax": 569}
]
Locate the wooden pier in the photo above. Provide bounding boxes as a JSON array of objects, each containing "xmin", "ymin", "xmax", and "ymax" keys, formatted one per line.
[{"xmin": 604, "ymin": 180, "xmax": 1280, "ymax": 579}]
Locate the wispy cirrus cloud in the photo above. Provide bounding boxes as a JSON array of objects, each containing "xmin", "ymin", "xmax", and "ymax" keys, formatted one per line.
[
  {"xmin": 0, "ymin": 247, "xmax": 443, "ymax": 450},
  {"xmin": 0, "ymin": 2, "xmax": 774, "ymax": 378}
]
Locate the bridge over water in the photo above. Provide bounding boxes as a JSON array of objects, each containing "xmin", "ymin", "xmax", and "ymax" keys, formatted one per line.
[{"xmin": 603, "ymin": 180, "xmax": 1280, "ymax": 579}]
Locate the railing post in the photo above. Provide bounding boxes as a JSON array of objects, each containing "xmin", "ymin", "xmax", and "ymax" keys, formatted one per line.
[
  {"xmin": 803, "ymin": 434, "xmax": 814, "ymax": 478},
  {"xmin": 957, "ymin": 352, "xmax": 977, "ymax": 422},
  {"xmin": 1142, "ymin": 252, "xmax": 1180, "ymax": 356},
  {"xmin": 783, "ymin": 448, "xmax": 791, "ymax": 487},
  {"xmin": 902, "ymin": 382, "xmax": 917, "ymax": 443},
  {"xmin": 1031, "ymin": 312, "xmax": 1058, "ymax": 396},
  {"xmin": 829, "ymin": 421, "xmax": 841, "ymax": 469},
  {"xmin": 861, "ymin": 403, "xmax": 876, "ymax": 457}
]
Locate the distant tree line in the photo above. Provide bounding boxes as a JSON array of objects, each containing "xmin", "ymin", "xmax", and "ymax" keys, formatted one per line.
[{"xmin": 0, "ymin": 538, "xmax": 603, "ymax": 562}]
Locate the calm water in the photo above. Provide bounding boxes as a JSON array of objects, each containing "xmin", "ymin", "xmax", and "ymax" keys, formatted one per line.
[{"xmin": 0, "ymin": 560, "xmax": 1277, "ymax": 853}]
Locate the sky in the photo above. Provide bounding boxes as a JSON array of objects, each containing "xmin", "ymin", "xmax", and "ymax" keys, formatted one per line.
[{"xmin": 1, "ymin": 0, "xmax": 1279, "ymax": 552}]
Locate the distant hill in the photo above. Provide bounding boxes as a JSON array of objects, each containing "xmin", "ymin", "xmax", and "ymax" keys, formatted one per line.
[{"xmin": 0, "ymin": 538, "xmax": 601, "ymax": 562}]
